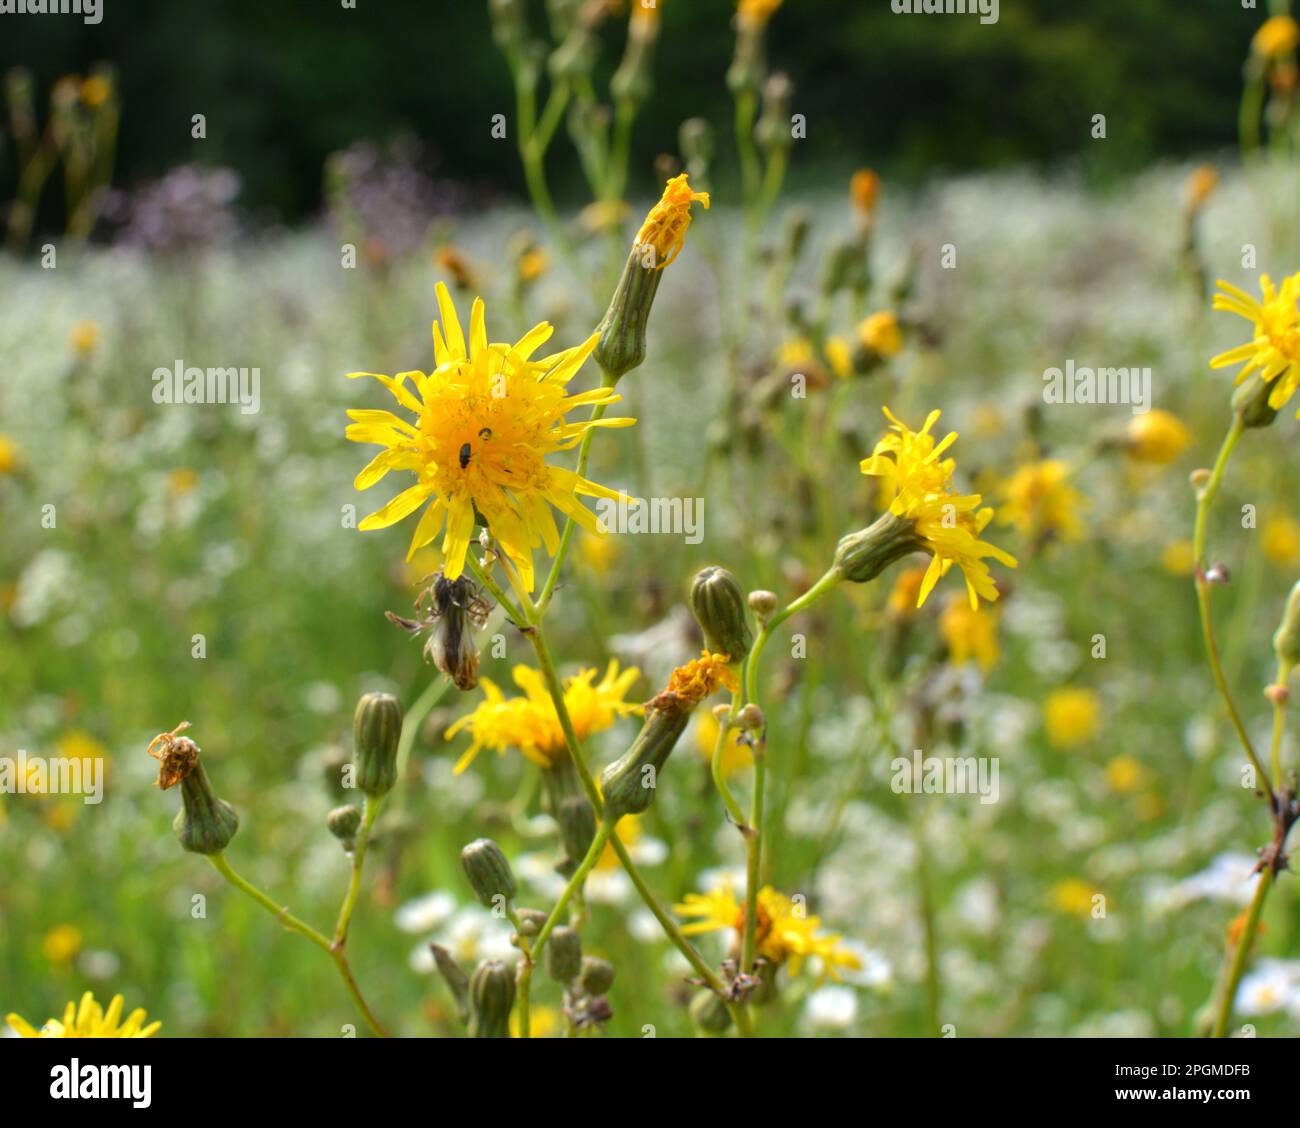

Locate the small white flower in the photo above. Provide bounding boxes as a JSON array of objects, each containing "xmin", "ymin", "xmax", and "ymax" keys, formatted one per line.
[
  {"xmin": 394, "ymin": 891, "xmax": 456, "ymax": 934},
  {"xmin": 804, "ymin": 985, "xmax": 857, "ymax": 1031}
]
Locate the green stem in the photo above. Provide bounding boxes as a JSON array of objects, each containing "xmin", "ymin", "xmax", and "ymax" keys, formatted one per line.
[
  {"xmin": 333, "ymin": 796, "xmax": 381, "ymax": 947},
  {"xmin": 711, "ymin": 690, "xmax": 747, "ymax": 828},
  {"xmin": 1210, "ymin": 867, "xmax": 1273, "ymax": 1038}
]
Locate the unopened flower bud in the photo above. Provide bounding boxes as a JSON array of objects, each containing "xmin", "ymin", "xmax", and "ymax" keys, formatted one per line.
[
  {"xmin": 734, "ymin": 703, "xmax": 765, "ymax": 730},
  {"xmin": 546, "ymin": 926, "xmax": 583, "ymax": 984},
  {"xmin": 691, "ymin": 566, "xmax": 753, "ymax": 663},
  {"xmin": 430, "ymin": 943, "xmax": 470, "ymax": 1023},
  {"xmin": 461, "ymin": 838, "xmax": 517, "ymax": 907},
  {"xmin": 514, "ymin": 908, "xmax": 549, "ymax": 936},
  {"xmin": 690, "ymin": 989, "xmax": 733, "ymax": 1033},
  {"xmin": 748, "ymin": 589, "xmax": 778, "ymax": 622},
  {"xmin": 1232, "ymin": 372, "xmax": 1280, "ymax": 430},
  {"xmin": 554, "ymin": 794, "xmax": 597, "ymax": 877},
  {"xmin": 353, "ymin": 692, "xmax": 402, "ymax": 798},
  {"xmin": 1274, "ymin": 581, "xmax": 1300, "ymax": 669},
  {"xmin": 468, "ymin": 960, "xmax": 516, "ymax": 1038},
  {"xmin": 833, "ymin": 511, "xmax": 925, "ymax": 584},
  {"xmin": 579, "ymin": 955, "xmax": 615, "ymax": 995},
  {"xmin": 600, "ymin": 695, "xmax": 693, "ymax": 820},
  {"xmin": 326, "ymin": 804, "xmax": 361, "ymax": 846}
]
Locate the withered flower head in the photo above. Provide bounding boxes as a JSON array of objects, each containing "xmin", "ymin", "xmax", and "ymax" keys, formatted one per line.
[{"xmin": 146, "ymin": 721, "xmax": 199, "ymax": 790}]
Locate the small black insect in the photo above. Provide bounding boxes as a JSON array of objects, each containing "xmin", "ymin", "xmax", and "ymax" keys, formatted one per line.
[{"xmin": 459, "ymin": 442, "xmax": 472, "ymax": 470}]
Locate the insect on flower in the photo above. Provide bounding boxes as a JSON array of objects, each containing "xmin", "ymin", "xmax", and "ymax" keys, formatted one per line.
[{"xmin": 387, "ymin": 570, "xmax": 493, "ymax": 691}]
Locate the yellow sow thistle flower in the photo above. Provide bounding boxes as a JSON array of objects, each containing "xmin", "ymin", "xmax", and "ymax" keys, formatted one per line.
[
  {"xmin": 675, "ymin": 882, "xmax": 861, "ymax": 982},
  {"xmin": 858, "ymin": 311, "xmax": 903, "ymax": 358},
  {"xmin": 634, "ymin": 173, "xmax": 710, "ymax": 270},
  {"xmin": 852, "ymin": 407, "xmax": 1018, "ymax": 609},
  {"xmin": 7, "ymin": 991, "xmax": 160, "ymax": 1038},
  {"xmin": 939, "ymin": 598, "xmax": 1000, "ymax": 673},
  {"xmin": 1253, "ymin": 15, "xmax": 1300, "ymax": 60},
  {"xmin": 0, "ymin": 434, "xmax": 21, "ymax": 476},
  {"xmin": 998, "ymin": 459, "xmax": 1086, "ymax": 544},
  {"xmin": 346, "ymin": 283, "xmax": 636, "ymax": 590},
  {"xmin": 737, "ymin": 0, "xmax": 783, "ymax": 31},
  {"xmin": 68, "ymin": 319, "xmax": 101, "ymax": 357},
  {"xmin": 1125, "ymin": 409, "xmax": 1192, "ymax": 464},
  {"xmin": 1044, "ymin": 687, "xmax": 1101, "ymax": 749},
  {"xmin": 445, "ymin": 660, "xmax": 641, "ymax": 774},
  {"xmin": 850, "ymin": 168, "xmax": 881, "ymax": 220},
  {"xmin": 1263, "ymin": 516, "xmax": 1300, "ymax": 568},
  {"xmin": 1210, "ymin": 273, "xmax": 1300, "ymax": 417},
  {"xmin": 1051, "ymin": 878, "xmax": 1102, "ymax": 920}
]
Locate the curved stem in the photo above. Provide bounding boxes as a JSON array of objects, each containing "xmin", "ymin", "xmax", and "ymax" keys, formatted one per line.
[
  {"xmin": 333, "ymin": 796, "xmax": 381, "ymax": 947},
  {"xmin": 1210, "ymin": 867, "xmax": 1272, "ymax": 1038}
]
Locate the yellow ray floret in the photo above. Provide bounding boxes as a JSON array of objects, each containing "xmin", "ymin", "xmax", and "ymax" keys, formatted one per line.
[
  {"xmin": 346, "ymin": 283, "xmax": 636, "ymax": 589},
  {"xmin": 7, "ymin": 991, "xmax": 161, "ymax": 1038},
  {"xmin": 1210, "ymin": 273, "xmax": 1300, "ymax": 417},
  {"xmin": 859, "ymin": 407, "xmax": 1018, "ymax": 609}
]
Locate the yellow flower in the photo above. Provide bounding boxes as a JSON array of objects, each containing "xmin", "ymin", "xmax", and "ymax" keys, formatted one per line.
[
  {"xmin": 858, "ymin": 311, "xmax": 902, "ymax": 358},
  {"xmin": 577, "ymin": 529, "xmax": 621, "ymax": 576},
  {"xmin": 580, "ymin": 199, "xmax": 631, "ymax": 234},
  {"xmin": 998, "ymin": 459, "xmax": 1086, "ymax": 544},
  {"xmin": 435, "ymin": 244, "xmax": 477, "ymax": 290},
  {"xmin": 80, "ymin": 75, "xmax": 112, "ymax": 107},
  {"xmin": 859, "ymin": 407, "xmax": 1018, "ymax": 609},
  {"xmin": 939, "ymin": 598, "xmax": 1000, "ymax": 673},
  {"xmin": 347, "ymin": 283, "xmax": 635, "ymax": 590},
  {"xmin": 664, "ymin": 651, "xmax": 739, "ymax": 705},
  {"xmin": 1161, "ymin": 538, "xmax": 1196, "ymax": 577},
  {"xmin": 737, "ymin": 0, "xmax": 783, "ymax": 30},
  {"xmin": 1125, "ymin": 410, "xmax": 1192, "ymax": 464},
  {"xmin": 517, "ymin": 247, "xmax": 548, "ymax": 284},
  {"xmin": 675, "ymin": 882, "xmax": 861, "ymax": 982},
  {"xmin": 778, "ymin": 337, "xmax": 815, "ymax": 369},
  {"xmin": 1186, "ymin": 165, "xmax": 1218, "ymax": 211},
  {"xmin": 1210, "ymin": 273, "xmax": 1300, "ymax": 417},
  {"xmin": 42, "ymin": 924, "xmax": 83, "ymax": 965},
  {"xmin": 633, "ymin": 173, "xmax": 709, "ymax": 269},
  {"xmin": 68, "ymin": 320, "xmax": 101, "ymax": 357},
  {"xmin": 1253, "ymin": 15, "xmax": 1300, "ymax": 60},
  {"xmin": 694, "ymin": 708, "xmax": 753, "ymax": 778},
  {"xmin": 168, "ymin": 468, "xmax": 199, "ymax": 497},
  {"xmin": 7, "ymin": 991, "xmax": 160, "ymax": 1038},
  {"xmin": 1263, "ymin": 516, "xmax": 1300, "ymax": 567},
  {"xmin": 445, "ymin": 660, "xmax": 641, "ymax": 774},
  {"xmin": 825, "ymin": 335, "xmax": 852, "ymax": 379},
  {"xmin": 630, "ymin": 0, "xmax": 662, "ymax": 25},
  {"xmin": 0, "ymin": 434, "xmax": 21, "ymax": 476},
  {"xmin": 510, "ymin": 1004, "xmax": 563, "ymax": 1037},
  {"xmin": 1104, "ymin": 755, "xmax": 1147, "ymax": 795},
  {"xmin": 1044, "ymin": 687, "xmax": 1101, "ymax": 749},
  {"xmin": 850, "ymin": 168, "xmax": 880, "ymax": 219},
  {"xmin": 886, "ymin": 565, "xmax": 928, "ymax": 618},
  {"xmin": 1051, "ymin": 878, "xmax": 1101, "ymax": 919}
]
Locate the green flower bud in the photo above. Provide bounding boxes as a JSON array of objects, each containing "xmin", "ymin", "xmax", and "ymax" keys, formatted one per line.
[
  {"xmin": 546, "ymin": 927, "xmax": 583, "ymax": 984},
  {"xmin": 600, "ymin": 694, "xmax": 693, "ymax": 820},
  {"xmin": 554, "ymin": 794, "xmax": 597, "ymax": 878},
  {"xmin": 326, "ymin": 804, "xmax": 361, "ymax": 841},
  {"xmin": 352, "ymin": 692, "xmax": 402, "ymax": 798},
  {"xmin": 689, "ymin": 989, "xmax": 733, "ymax": 1033},
  {"xmin": 594, "ymin": 247, "xmax": 665, "ymax": 380},
  {"xmin": 578, "ymin": 955, "xmax": 615, "ymax": 996},
  {"xmin": 748, "ymin": 589, "xmax": 778, "ymax": 622},
  {"xmin": 173, "ymin": 759, "xmax": 239, "ymax": 855},
  {"xmin": 468, "ymin": 960, "xmax": 516, "ymax": 1038},
  {"xmin": 1275, "ymin": 581, "xmax": 1300, "ymax": 669},
  {"xmin": 1233, "ymin": 373, "xmax": 1280, "ymax": 430},
  {"xmin": 461, "ymin": 838, "xmax": 517, "ymax": 908},
  {"xmin": 679, "ymin": 117, "xmax": 714, "ymax": 181},
  {"xmin": 690, "ymin": 566, "xmax": 753, "ymax": 663},
  {"xmin": 430, "ymin": 943, "xmax": 470, "ymax": 1023},
  {"xmin": 514, "ymin": 908, "xmax": 548, "ymax": 937},
  {"xmin": 833, "ymin": 511, "xmax": 926, "ymax": 585}
]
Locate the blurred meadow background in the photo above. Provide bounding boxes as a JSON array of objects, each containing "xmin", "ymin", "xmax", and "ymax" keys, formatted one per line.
[{"xmin": 2, "ymin": 0, "xmax": 1300, "ymax": 1038}]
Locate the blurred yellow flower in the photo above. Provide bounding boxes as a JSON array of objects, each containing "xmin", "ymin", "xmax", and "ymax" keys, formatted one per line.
[
  {"xmin": 676, "ymin": 882, "xmax": 860, "ymax": 981},
  {"xmin": 1051, "ymin": 878, "xmax": 1102, "ymax": 919},
  {"xmin": 737, "ymin": 0, "xmax": 783, "ymax": 30},
  {"xmin": 0, "ymin": 434, "xmax": 21, "ymax": 476},
  {"xmin": 517, "ymin": 247, "xmax": 548, "ymax": 284},
  {"xmin": 634, "ymin": 173, "xmax": 709, "ymax": 268},
  {"xmin": 1161, "ymin": 538, "xmax": 1196, "ymax": 577},
  {"xmin": 939, "ymin": 598, "xmax": 1000, "ymax": 673},
  {"xmin": 510, "ymin": 1004, "xmax": 562, "ymax": 1037},
  {"xmin": 446, "ymin": 660, "xmax": 641, "ymax": 773},
  {"xmin": 68, "ymin": 320, "xmax": 101, "ymax": 357},
  {"xmin": 850, "ymin": 168, "xmax": 880, "ymax": 219},
  {"xmin": 7, "ymin": 991, "xmax": 160, "ymax": 1039},
  {"xmin": 579, "ymin": 199, "xmax": 631, "ymax": 234},
  {"xmin": 824, "ymin": 335, "xmax": 852, "ymax": 379},
  {"xmin": 1185, "ymin": 165, "xmax": 1218, "ymax": 211},
  {"xmin": 859, "ymin": 407, "xmax": 1018, "ymax": 609},
  {"xmin": 80, "ymin": 75, "xmax": 112, "ymax": 107},
  {"xmin": 1253, "ymin": 15, "xmax": 1300, "ymax": 60},
  {"xmin": 886, "ymin": 565, "xmax": 928, "ymax": 617},
  {"xmin": 42, "ymin": 924, "xmax": 83, "ymax": 965},
  {"xmin": 1044, "ymin": 687, "xmax": 1101, "ymax": 748},
  {"xmin": 168, "ymin": 468, "xmax": 199, "ymax": 497},
  {"xmin": 1104, "ymin": 755, "xmax": 1147, "ymax": 795},
  {"xmin": 630, "ymin": 0, "xmax": 662, "ymax": 26},
  {"xmin": 435, "ymin": 244, "xmax": 477, "ymax": 290},
  {"xmin": 858, "ymin": 311, "xmax": 903, "ymax": 358},
  {"xmin": 347, "ymin": 283, "xmax": 634, "ymax": 590},
  {"xmin": 577, "ymin": 529, "xmax": 621, "ymax": 576},
  {"xmin": 1210, "ymin": 273, "xmax": 1300, "ymax": 417},
  {"xmin": 999, "ymin": 459, "xmax": 1086, "ymax": 544},
  {"xmin": 1263, "ymin": 516, "xmax": 1300, "ymax": 567},
  {"xmin": 1125, "ymin": 410, "xmax": 1191, "ymax": 464},
  {"xmin": 694, "ymin": 708, "xmax": 753, "ymax": 778}
]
